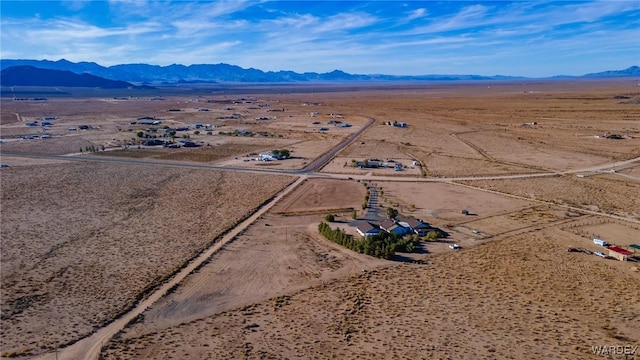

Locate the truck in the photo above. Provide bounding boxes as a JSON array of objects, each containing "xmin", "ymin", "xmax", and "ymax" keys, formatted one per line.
[{"xmin": 593, "ymin": 238, "xmax": 608, "ymax": 247}]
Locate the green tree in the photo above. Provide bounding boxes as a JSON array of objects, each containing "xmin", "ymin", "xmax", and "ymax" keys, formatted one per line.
[
  {"xmin": 424, "ymin": 230, "xmax": 439, "ymax": 241},
  {"xmin": 386, "ymin": 207, "xmax": 398, "ymax": 219},
  {"xmin": 136, "ymin": 131, "xmax": 144, "ymax": 138},
  {"xmin": 324, "ymin": 214, "xmax": 335, "ymax": 222},
  {"xmin": 351, "ymin": 210, "xmax": 357, "ymax": 219},
  {"xmin": 274, "ymin": 149, "xmax": 290, "ymax": 158}
]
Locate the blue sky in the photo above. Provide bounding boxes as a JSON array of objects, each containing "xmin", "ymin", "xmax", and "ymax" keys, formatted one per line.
[{"xmin": 1, "ymin": 1, "xmax": 638, "ymax": 77}]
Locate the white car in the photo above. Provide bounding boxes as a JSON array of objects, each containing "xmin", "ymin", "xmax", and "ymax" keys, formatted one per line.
[
  {"xmin": 594, "ymin": 251, "xmax": 606, "ymax": 258},
  {"xmin": 449, "ymin": 244, "xmax": 461, "ymax": 250}
]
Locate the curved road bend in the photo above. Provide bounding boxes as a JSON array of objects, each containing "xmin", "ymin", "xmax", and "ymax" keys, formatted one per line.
[{"xmin": 31, "ymin": 176, "xmax": 306, "ymax": 360}]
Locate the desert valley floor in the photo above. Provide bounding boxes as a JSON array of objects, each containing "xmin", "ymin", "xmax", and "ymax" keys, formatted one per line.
[{"xmin": 1, "ymin": 80, "xmax": 639, "ymax": 359}]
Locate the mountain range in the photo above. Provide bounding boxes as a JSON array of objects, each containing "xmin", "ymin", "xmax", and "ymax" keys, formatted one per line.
[
  {"xmin": 1, "ymin": 59, "xmax": 638, "ymax": 86},
  {"xmin": 0, "ymin": 65, "xmax": 146, "ymax": 89}
]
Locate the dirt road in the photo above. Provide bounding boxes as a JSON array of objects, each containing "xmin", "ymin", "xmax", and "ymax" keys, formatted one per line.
[{"xmin": 31, "ymin": 176, "xmax": 306, "ymax": 360}]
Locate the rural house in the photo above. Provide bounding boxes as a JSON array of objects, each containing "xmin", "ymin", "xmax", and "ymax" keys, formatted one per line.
[
  {"xmin": 356, "ymin": 222, "xmax": 381, "ymax": 237},
  {"xmin": 378, "ymin": 219, "xmax": 410, "ymax": 236},
  {"xmin": 397, "ymin": 216, "xmax": 432, "ymax": 236}
]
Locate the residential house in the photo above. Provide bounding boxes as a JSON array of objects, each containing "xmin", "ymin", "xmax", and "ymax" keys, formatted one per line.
[
  {"xmin": 378, "ymin": 219, "xmax": 410, "ymax": 236},
  {"xmin": 356, "ymin": 222, "xmax": 381, "ymax": 237},
  {"xmin": 398, "ymin": 216, "xmax": 432, "ymax": 236}
]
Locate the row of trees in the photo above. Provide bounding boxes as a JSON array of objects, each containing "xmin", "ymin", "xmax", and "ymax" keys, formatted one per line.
[{"xmin": 317, "ymin": 222, "xmax": 418, "ymax": 260}]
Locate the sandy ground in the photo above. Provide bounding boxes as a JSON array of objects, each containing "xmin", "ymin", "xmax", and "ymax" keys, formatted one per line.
[
  {"xmin": 116, "ymin": 213, "xmax": 390, "ymax": 342},
  {"xmin": 2, "ymin": 80, "xmax": 639, "ymax": 359},
  {"xmin": 0, "ymin": 162, "xmax": 293, "ymax": 356},
  {"xmin": 458, "ymin": 174, "xmax": 640, "ymax": 220},
  {"xmin": 272, "ymin": 178, "xmax": 366, "ymax": 214},
  {"xmin": 100, "ymin": 227, "xmax": 640, "ymax": 360}
]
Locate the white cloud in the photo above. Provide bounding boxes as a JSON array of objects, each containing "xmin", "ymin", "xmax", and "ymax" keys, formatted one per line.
[
  {"xmin": 407, "ymin": 8, "xmax": 427, "ymax": 21},
  {"xmin": 23, "ymin": 19, "xmax": 162, "ymax": 41}
]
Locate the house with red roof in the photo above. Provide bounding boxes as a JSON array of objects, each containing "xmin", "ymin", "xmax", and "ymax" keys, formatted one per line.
[{"xmin": 607, "ymin": 246, "xmax": 634, "ymax": 261}]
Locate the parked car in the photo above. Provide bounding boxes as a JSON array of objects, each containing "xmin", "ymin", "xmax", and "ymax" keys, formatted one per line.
[
  {"xmin": 449, "ymin": 244, "xmax": 461, "ymax": 250},
  {"xmin": 594, "ymin": 251, "xmax": 606, "ymax": 258}
]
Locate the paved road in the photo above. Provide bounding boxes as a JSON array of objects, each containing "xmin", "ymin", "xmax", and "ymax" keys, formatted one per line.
[
  {"xmin": 3, "ymin": 151, "xmax": 637, "ymax": 183},
  {"xmin": 363, "ymin": 184, "xmax": 382, "ymax": 222},
  {"xmin": 301, "ymin": 117, "xmax": 375, "ymax": 173}
]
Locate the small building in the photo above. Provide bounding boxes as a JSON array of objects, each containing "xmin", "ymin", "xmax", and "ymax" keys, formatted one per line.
[
  {"xmin": 607, "ymin": 246, "xmax": 633, "ymax": 261},
  {"xmin": 356, "ymin": 222, "xmax": 380, "ymax": 237},
  {"xmin": 259, "ymin": 152, "xmax": 283, "ymax": 161},
  {"xmin": 142, "ymin": 139, "xmax": 165, "ymax": 146},
  {"xmin": 178, "ymin": 140, "xmax": 199, "ymax": 147},
  {"xmin": 630, "ymin": 244, "xmax": 640, "ymax": 253}
]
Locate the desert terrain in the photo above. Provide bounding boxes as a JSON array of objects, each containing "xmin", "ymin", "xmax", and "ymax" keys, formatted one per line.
[{"xmin": 1, "ymin": 79, "xmax": 639, "ymax": 359}]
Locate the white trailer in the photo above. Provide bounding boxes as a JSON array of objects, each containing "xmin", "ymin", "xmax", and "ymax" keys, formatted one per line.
[{"xmin": 593, "ymin": 238, "xmax": 608, "ymax": 247}]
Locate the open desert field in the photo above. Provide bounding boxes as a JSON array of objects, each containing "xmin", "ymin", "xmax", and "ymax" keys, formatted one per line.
[
  {"xmin": 458, "ymin": 173, "xmax": 640, "ymax": 220},
  {"xmin": 1, "ymin": 80, "xmax": 639, "ymax": 359},
  {"xmin": 100, "ymin": 227, "xmax": 640, "ymax": 360},
  {"xmin": 0, "ymin": 161, "xmax": 294, "ymax": 356}
]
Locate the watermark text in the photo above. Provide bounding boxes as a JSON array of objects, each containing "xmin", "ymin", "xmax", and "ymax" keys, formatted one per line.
[{"xmin": 592, "ymin": 345, "xmax": 638, "ymax": 356}]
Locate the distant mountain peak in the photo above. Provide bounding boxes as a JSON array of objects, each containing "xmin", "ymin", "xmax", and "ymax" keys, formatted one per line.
[{"xmin": 584, "ymin": 66, "xmax": 640, "ymax": 78}]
